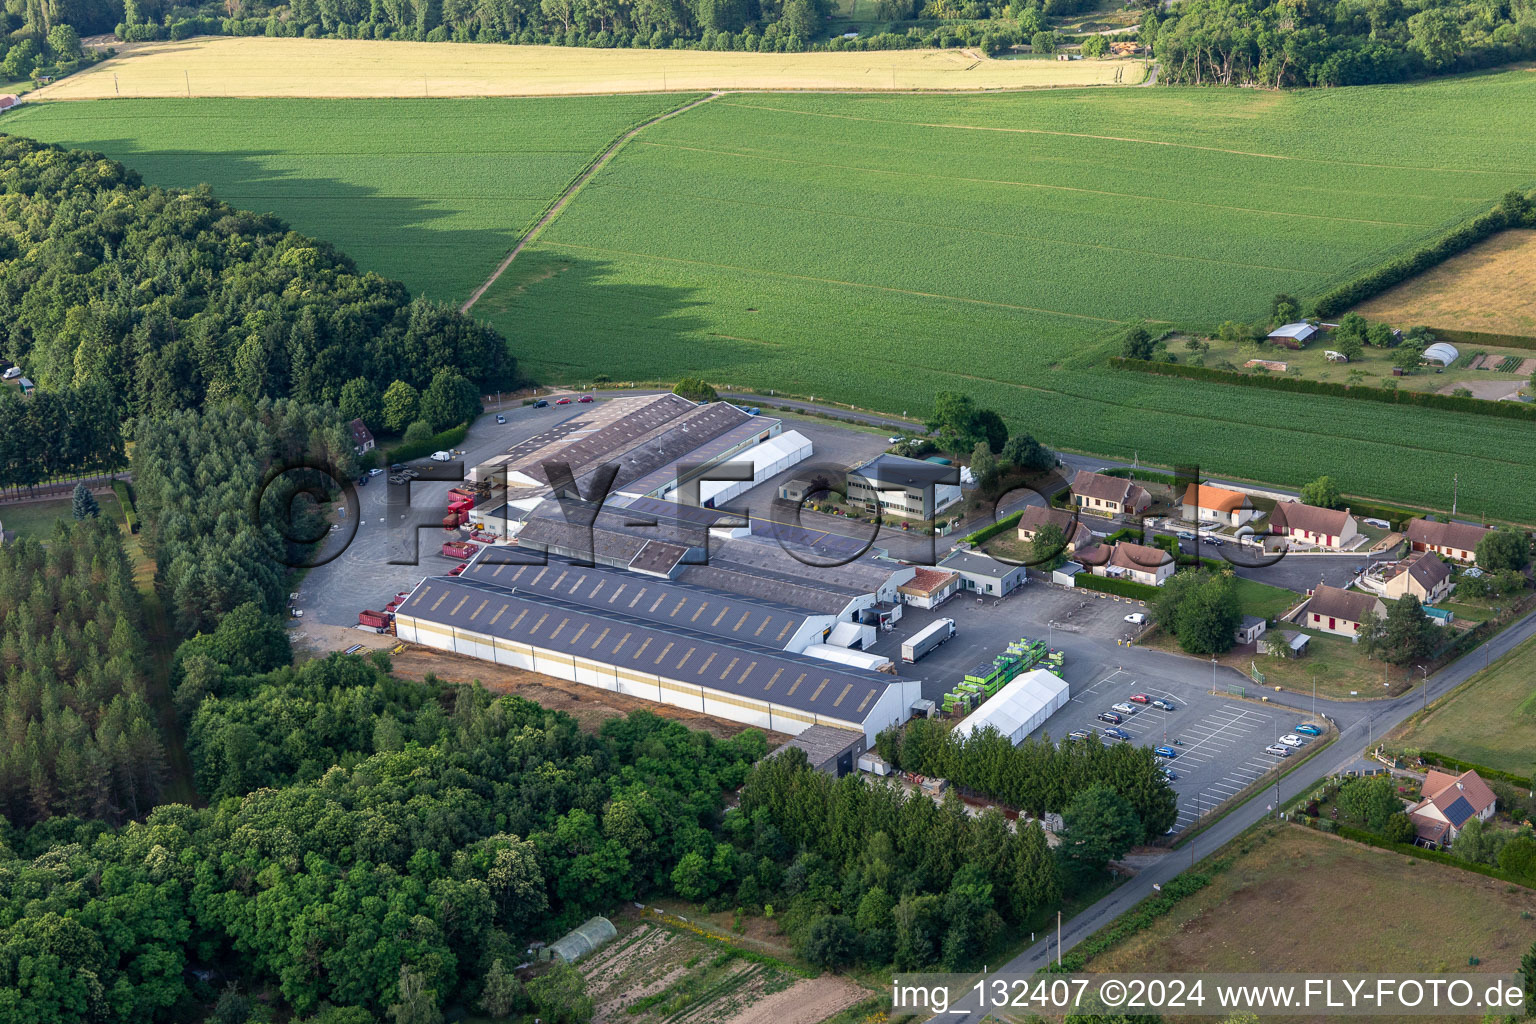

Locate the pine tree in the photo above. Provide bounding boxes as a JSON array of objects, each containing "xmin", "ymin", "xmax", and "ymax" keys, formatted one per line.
[{"xmin": 71, "ymin": 482, "xmax": 100, "ymax": 520}]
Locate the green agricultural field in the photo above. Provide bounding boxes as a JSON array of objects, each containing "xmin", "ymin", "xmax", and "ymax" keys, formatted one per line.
[
  {"xmin": 0, "ymin": 94, "xmax": 690, "ymax": 302},
  {"xmin": 479, "ymin": 70, "xmax": 1536, "ymax": 520},
  {"xmin": 1393, "ymin": 635, "xmax": 1536, "ymax": 776}
]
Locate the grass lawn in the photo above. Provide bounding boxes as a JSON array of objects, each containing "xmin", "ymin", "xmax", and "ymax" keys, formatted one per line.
[
  {"xmin": 1148, "ymin": 620, "xmax": 1411, "ymax": 700},
  {"xmin": 0, "ymin": 496, "xmax": 102, "ymax": 539},
  {"xmin": 1231, "ymin": 576, "xmax": 1301, "ymax": 619},
  {"xmin": 1392, "ymin": 635, "xmax": 1536, "ymax": 776},
  {"xmin": 1085, "ymin": 822, "xmax": 1536, "ymax": 982}
]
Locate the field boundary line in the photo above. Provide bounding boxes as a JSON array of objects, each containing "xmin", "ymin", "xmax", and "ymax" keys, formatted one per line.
[
  {"xmin": 590, "ymin": 179, "xmax": 1335, "ymax": 275},
  {"xmin": 460, "ymin": 90, "xmax": 721, "ymax": 313},
  {"xmin": 538, "ymin": 240, "xmax": 1131, "ymax": 321}
]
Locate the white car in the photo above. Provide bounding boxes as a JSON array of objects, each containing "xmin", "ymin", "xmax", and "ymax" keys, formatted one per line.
[
  {"xmin": 1111, "ymin": 702, "xmax": 1138, "ymax": 715},
  {"xmin": 888, "ymin": 435, "xmax": 906, "ymax": 444},
  {"xmin": 369, "ymin": 467, "xmax": 383, "ymax": 476},
  {"xmin": 1279, "ymin": 733, "xmax": 1305, "ymax": 747},
  {"xmin": 1124, "ymin": 613, "xmax": 1146, "ymax": 625}
]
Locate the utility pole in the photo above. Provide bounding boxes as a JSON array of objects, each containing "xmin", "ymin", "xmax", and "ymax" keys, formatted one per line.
[
  {"xmin": 114, "ymin": 73, "xmax": 119, "ymax": 95},
  {"xmin": 1451, "ymin": 473, "xmax": 1458, "ymax": 516},
  {"xmin": 1056, "ymin": 910, "xmax": 1062, "ymax": 965},
  {"xmin": 1312, "ymin": 675, "xmax": 1316, "ymax": 717},
  {"xmin": 1420, "ymin": 665, "xmax": 1428, "ymax": 711}
]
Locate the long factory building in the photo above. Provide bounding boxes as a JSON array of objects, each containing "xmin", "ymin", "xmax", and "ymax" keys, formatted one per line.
[{"xmin": 393, "ymin": 566, "xmax": 924, "ymax": 743}]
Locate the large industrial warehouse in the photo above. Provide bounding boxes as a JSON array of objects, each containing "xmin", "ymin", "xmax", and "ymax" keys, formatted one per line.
[{"xmin": 393, "ymin": 573, "xmax": 923, "ymax": 743}]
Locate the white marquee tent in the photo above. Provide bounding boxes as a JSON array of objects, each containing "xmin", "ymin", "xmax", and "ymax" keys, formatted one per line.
[
  {"xmin": 952, "ymin": 669, "xmax": 1070, "ymax": 746},
  {"xmin": 701, "ymin": 430, "xmax": 813, "ymax": 507}
]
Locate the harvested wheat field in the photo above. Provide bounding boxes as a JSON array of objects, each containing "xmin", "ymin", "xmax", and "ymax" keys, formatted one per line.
[
  {"xmin": 388, "ymin": 643, "xmax": 790, "ymax": 742},
  {"xmin": 33, "ymin": 36, "xmax": 1143, "ymax": 100},
  {"xmin": 1355, "ymin": 228, "xmax": 1536, "ymax": 338},
  {"xmin": 582, "ymin": 917, "xmax": 867, "ymax": 1024}
]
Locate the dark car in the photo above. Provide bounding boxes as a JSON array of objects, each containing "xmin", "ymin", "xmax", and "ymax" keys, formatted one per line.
[
  {"xmin": 357, "ymin": 475, "xmax": 368, "ymax": 486},
  {"xmin": 533, "ymin": 399, "xmax": 549, "ymax": 408},
  {"xmin": 1097, "ymin": 711, "xmax": 1123, "ymax": 725},
  {"xmin": 1151, "ymin": 698, "xmax": 1178, "ymax": 712},
  {"xmin": 1154, "ymin": 745, "xmax": 1178, "ymax": 759},
  {"xmin": 391, "ymin": 463, "xmax": 404, "ymax": 471},
  {"xmin": 1102, "ymin": 726, "xmax": 1131, "ymax": 741}
]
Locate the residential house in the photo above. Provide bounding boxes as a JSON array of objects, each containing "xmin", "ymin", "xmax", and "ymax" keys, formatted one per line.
[
  {"xmin": 1071, "ymin": 471, "xmax": 1151, "ymax": 517},
  {"xmin": 1085, "ymin": 540, "xmax": 1175, "ymax": 587},
  {"xmin": 897, "ymin": 567, "xmax": 961, "ymax": 610},
  {"xmin": 1405, "ymin": 518, "xmax": 1491, "ymax": 564},
  {"xmin": 1267, "ymin": 322, "xmax": 1318, "ymax": 348},
  {"xmin": 1270, "ymin": 501, "xmax": 1359, "ymax": 550},
  {"xmin": 1180, "ymin": 483, "xmax": 1258, "ymax": 528},
  {"xmin": 1304, "ymin": 584, "xmax": 1385, "ymax": 637},
  {"xmin": 1407, "ymin": 769, "xmax": 1496, "ymax": 847},
  {"xmin": 846, "ymin": 453, "xmax": 962, "ymax": 521},
  {"xmin": 938, "ymin": 548, "xmax": 1028, "ymax": 596},
  {"xmin": 349, "ymin": 418, "xmax": 376, "ymax": 455},
  {"xmin": 1016, "ymin": 504, "xmax": 1095, "ymax": 553},
  {"xmin": 1234, "ymin": 614, "xmax": 1267, "ymax": 645},
  {"xmin": 1380, "ymin": 551, "xmax": 1453, "ymax": 604}
]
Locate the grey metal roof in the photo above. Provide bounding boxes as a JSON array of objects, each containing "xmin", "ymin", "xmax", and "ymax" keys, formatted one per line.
[
  {"xmin": 399, "ymin": 578, "xmax": 899, "ymax": 721},
  {"xmin": 709, "ymin": 535, "xmax": 904, "ymax": 595},
  {"xmin": 850, "ymin": 453, "xmax": 960, "ymax": 489},
  {"xmin": 503, "ymin": 393, "xmax": 699, "ymax": 485},
  {"xmin": 939, "ymin": 548, "xmax": 1024, "ymax": 579},
  {"xmin": 574, "ymin": 403, "xmax": 759, "ymax": 493},
  {"xmin": 679, "ymin": 564, "xmax": 858, "ymax": 616},
  {"xmin": 619, "ymin": 418, "xmax": 778, "ymax": 497},
  {"xmin": 1268, "ymin": 322, "xmax": 1317, "ymax": 340},
  {"xmin": 463, "ymin": 556, "xmax": 814, "ymax": 649},
  {"xmin": 773, "ymin": 724, "xmax": 863, "ymax": 769}
]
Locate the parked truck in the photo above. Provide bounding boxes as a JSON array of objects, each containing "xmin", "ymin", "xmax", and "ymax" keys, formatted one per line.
[
  {"xmin": 358, "ymin": 609, "xmax": 391, "ymax": 630},
  {"xmin": 442, "ymin": 540, "xmax": 478, "ymax": 559},
  {"xmin": 902, "ymin": 618, "xmax": 956, "ymax": 663}
]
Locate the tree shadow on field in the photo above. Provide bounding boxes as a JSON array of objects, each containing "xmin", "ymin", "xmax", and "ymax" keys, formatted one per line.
[
  {"xmin": 0, "ymin": 129, "xmax": 515, "ymax": 302},
  {"xmin": 474, "ymin": 250, "xmax": 771, "ymax": 385}
]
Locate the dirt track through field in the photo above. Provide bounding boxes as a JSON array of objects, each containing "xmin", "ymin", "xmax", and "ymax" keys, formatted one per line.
[{"xmin": 460, "ymin": 91, "xmax": 720, "ymax": 313}]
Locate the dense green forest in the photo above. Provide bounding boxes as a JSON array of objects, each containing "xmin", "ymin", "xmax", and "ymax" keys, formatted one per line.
[
  {"xmin": 0, "ymin": 519, "xmax": 166, "ymax": 826},
  {"xmin": 1145, "ymin": 0, "xmax": 1536, "ymax": 86},
  {"xmin": 0, "ymin": 135, "xmax": 513, "ymax": 490},
  {"xmin": 129, "ymin": 400, "xmax": 350, "ymax": 636}
]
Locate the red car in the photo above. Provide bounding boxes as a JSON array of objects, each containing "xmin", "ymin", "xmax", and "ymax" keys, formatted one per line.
[
  {"xmin": 555, "ymin": 397, "xmax": 572, "ymax": 405},
  {"xmin": 1129, "ymin": 693, "xmax": 1150, "ymax": 703},
  {"xmin": 578, "ymin": 395, "xmax": 594, "ymax": 403}
]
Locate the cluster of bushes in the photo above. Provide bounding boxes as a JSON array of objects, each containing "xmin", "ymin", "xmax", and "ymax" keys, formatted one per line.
[
  {"xmin": 387, "ymin": 423, "xmax": 470, "ymax": 464},
  {"xmin": 111, "ymin": 479, "xmax": 138, "ymax": 533},
  {"xmin": 961, "ymin": 509, "xmax": 1023, "ymax": 546},
  {"xmin": 1109, "ymin": 357, "xmax": 1536, "ymax": 423},
  {"xmin": 1431, "ymin": 328, "xmax": 1536, "ymax": 353},
  {"xmin": 1313, "ymin": 190, "xmax": 1536, "ymax": 317}
]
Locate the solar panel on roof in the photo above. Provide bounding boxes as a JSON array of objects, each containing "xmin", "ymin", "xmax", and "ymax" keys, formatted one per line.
[{"xmin": 1441, "ymin": 795, "xmax": 1476, "ymax": 827}]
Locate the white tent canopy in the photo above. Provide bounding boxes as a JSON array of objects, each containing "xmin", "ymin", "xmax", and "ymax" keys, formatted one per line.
[
  {"xmin": 701, "ymin": 430, "xmax": 813, "ymax": 507},
  {"xmin": 1423, "ymin": 342, "xmax": 1459, "ymax": 366},
  {"xmin": 952, "ymin": 669, "xmax": 1070, "ymax": 745}
]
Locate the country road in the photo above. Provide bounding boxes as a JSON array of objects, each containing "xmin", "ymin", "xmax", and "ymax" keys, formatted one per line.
[{"xmin": 929, "ymin": 605, "xmax": 1536, "ymax": 1022}]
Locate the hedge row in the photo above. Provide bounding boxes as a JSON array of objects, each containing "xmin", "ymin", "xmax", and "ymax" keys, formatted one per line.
[
  {"xmin": 1073, "ymin": 572, "xmax": 1161, "ymax": 601},
  {"xmin": 111, "ymin": 479, "xmax": 138, "ymax": 534},
  {"xmin": 1429, "ymin": 328, "xmax": 1536, "ymax": 353},
  {"xmin": 1052, "ymin": 870, "xmax": 1215, "ymax": 972},
  {"xmin": 1416, "ymin": 750, "xmax": 1532, "ymax": 788},
  {"xmin": 1312, "ymin": 191, "xmax": 1536, "ymax": 317},
  {"xmin": 386, "ymin": 424, "xmax": 470, "ymax": 464},
  {"xmin": 1109, "ymin": 357, "xmax": 1536, "ymax": 423},
  {"xmin": 1329, "ymin": 822, "xmax": 1536, "ymax": 888},
  {"xmin": 963, "ymin": 509, "xmax": 1024, "ymax": 546}
]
